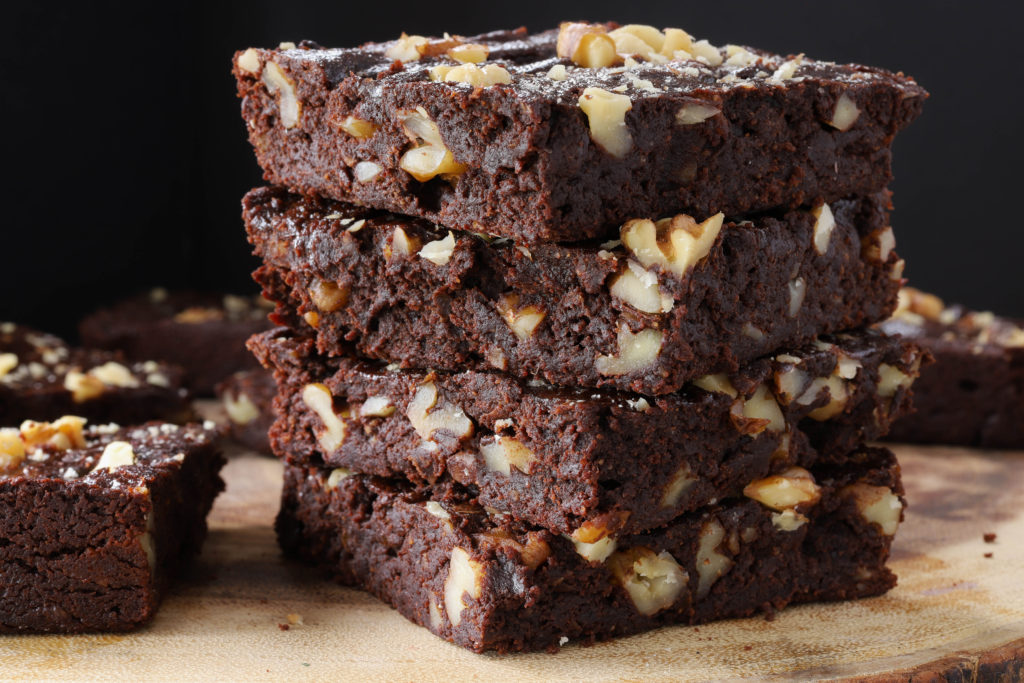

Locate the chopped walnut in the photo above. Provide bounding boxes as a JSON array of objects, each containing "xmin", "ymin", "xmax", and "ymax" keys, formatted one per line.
[
  {"xmin": 386, "ymin": 227, "xmax": 421, "ymax": 262},
  {"xmin": 309, "ymin": 280, "xmax": 349, "ymax": 312},
  {"xmin": 610, "ymin": 261, "xmax": 673, "ymax": 313},
  {"xmin": 431, "ymin": 63, "xmax": 511, "ymax": 86},
  {"xmin": 595, "ymin": 326, "xmax": 663, "ymax": 376},
  {"xmin": 419, "ymin": 232, "xmax": 457, "ymax": 266},
  {"xmin": 20, "ymin": 416, "xmax": 87, "ymax": 451},
  {"xmin": 448, "ymin": 43, "xmax": 489, "ymax": 63},
  {"xmin": 675, "ymin": 102, "xmax": 720, "ymax": 125},
  {"xmin": 843, "ymin": 483, "xmax": 902, "ymax": 535},
  {"xmin": 811, "ymin": 203, "xmax": 836, "ymax": 255},
  {"xmin": 556, "ymin": 22, "xmax": 620, "ymax": 68},
  {"xmin": 301, "ymin": 383, "xmax": 347, "ymax": 453},
  {"xmin": 397, "ymin": 108, "xmax": 467, "ymax": 182},
  {"xmin": 620, "ymin": 212, "xmax": 724, "ymax": 278},
  {"xmin": 828, "ymin": 93, "xmax": 860, "ymax": 131},
  {"xmin": 744, "ymin": 467, "xmax": 821, "ymax": 511},
  {"xmin": 579, "ymin": 87, "xmax": 633, "ymax": 158},
  {"xmin": 92, "ymin": 441, "xmax": 136, "ymax": 473},
  {"xmin": 480, "ymin": 436, "xmax": 535, "ymax": 476},
  {"xmin": 236, "ymin": 48, "xmax": 261, "ymax": 74},
  {"xmin": 338, "ymin": 115, "xmax": 378, "ymax": 139},
  {"xmin": 608, "ymin": 546, "xmax": 688, "ymax": 615},
  {"xmin": 0, "ymin": 428, "xmax": 26, "ymax": 472},
  {"xmin": 661, "ymin": 464, "xmax": 697, "ymax": 508},
  {"xmin": 262, "ymin": 61, "xmax": 301, "ymax": 129},
  {"xmin": 496, "ymin": 294, "xmax": 546, "ymax": 341},
  {"xmin": 406, "ymin": 381, "xmax": 474, "ymax": 442},
  {"xmin": 444, "ymin": 547, "xmax": 484, "ymax": 626},
  {"xmin": 695, "ymin": 519, "xmax": 732, "ymax": 598}
]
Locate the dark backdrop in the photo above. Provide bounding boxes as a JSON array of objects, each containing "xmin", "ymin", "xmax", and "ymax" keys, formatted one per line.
[{"xmin": 4, "ymin": 1, "xmax": 1022, "ymax": 337}]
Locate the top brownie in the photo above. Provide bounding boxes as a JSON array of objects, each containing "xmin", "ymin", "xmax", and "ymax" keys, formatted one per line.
[{"xmin": 233, "ymin": 22, "xmax": 925, "ymax": 243}]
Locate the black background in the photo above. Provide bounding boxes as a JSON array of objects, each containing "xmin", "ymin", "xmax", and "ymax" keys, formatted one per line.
[{"xmin": 4, "ymin": 1, "xmax": 1022, "ymax": 337}]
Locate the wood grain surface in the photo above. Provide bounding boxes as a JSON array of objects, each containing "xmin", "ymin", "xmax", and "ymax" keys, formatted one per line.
[{"xmin": 1, "ymin": 442, "xmax": 1022, "ymax": 681}]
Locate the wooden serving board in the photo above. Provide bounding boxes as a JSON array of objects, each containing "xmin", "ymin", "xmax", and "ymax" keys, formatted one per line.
[{"xmin": 2, "ymin": 442, "xmax": 1022, "ymax": 681}]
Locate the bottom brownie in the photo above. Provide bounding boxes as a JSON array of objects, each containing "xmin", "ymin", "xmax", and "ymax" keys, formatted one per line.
[
  {"xmin": 278, "ymin": 448, "xmax": 903, "ymax": 653},
  {"xmin": 879, "ymin": 288, "xmax": 1024, "ymax": 448},
  {"xmin": 0, "ymin": 418, "xmax": 225, "ymax": 633}
]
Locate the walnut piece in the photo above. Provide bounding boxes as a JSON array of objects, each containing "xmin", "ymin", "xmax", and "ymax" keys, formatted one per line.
[
  {"xmin": 224, "ymin": 390, "xmax": 260, "ymax": 426},
  {"xmin": 448, "ymin": 43, "xmax": 489, "ymax": 63},
  {"xmin": 843, "ymin": 483, "xmax": 902, "ymax": 535},
  {"xmin": 693, "ymin": 373, "xmax": 738, "ymax": 398},
  {"xmin": 610, "ymin": 261, "xmax": 673, "ymax": 313},
  {"xmin": 431, "ymin": 63, "xmax": 512, "ymax": 86},
  {"xmin": 811, "ymin": 203, "xmax": 836, "ymax": 255},
  {"xmin": 20, "ymin": 416, "xmax": 87, "ymax": 451},
  {"xmin": 797, "ymin": 374, "xmax": 850, "ymax": 420},
  {"xmin": 730, "ymin": 385, "xmax": 785, "ymax": 434},
  {"xmin": 608, "ymin": 546, "xmax": 688, "ymax": 615},
  {"xmin": 775, "ymin": 366, "xmax": 810, "ymax": 404},
  {"xmin": 309, "ymin": 280, "xmax": 349, "ymax": 313},
  {"xmin": 0, "ymin": 428, "xmax": 26, "ymax": 472},
  {"xmin": 878, "ymin": 363, "xmax": 916, "ymax": 398},
  {"xmin": 354, "ymin": 161, "xmax": 382, "ymax": 183},
  {"xmin": 496, "ymin": 294, "xmax": 546, "ymax": 341},
  {"xmin": 595, "ymin": 326, "xmax": 663, "ymax": 376},
  {"xmin": 262, "ymin": 61, "xmax": 301, "ymax": 129},
  {"xmin": 828, "ymin": 93, "xmax": 860, "ymax": 131},
  {"xmin": 568, "ymin": 534, "xmax": 618, "ymax": 563},
  {"xmin": 444, "ymin": 547, "xmax": 484, "ymax": 626},
  {"xmin": 480, "ymin": 436, "xmax": 535, "ymax": 476},
  {"xmin": 397, "ymin": 108, "xmax": 467, "ymax": 182},
  {"xmin": 556, "ymin": 22, "xmax": 620, "ymax": 68},
  {"xmin": 360, "ymin": 396, "xmax": 395, "ymax": 418},
  {"xmin": 620, "ymin": 212, "xmax": 725, "ymax": 278},
  {"xmin": 301, "ymin": 383, "xmax": 347, "ymax": 453},
  {"xmin": 386, "ymin": 227, "xmax": 421, "ymax": 262},
  {"xmin": 788, "ymin": 277, "xmax": 806, "ymax": 317},
  {"xmin": 338, "ymin": 115, "xmax": 378, "ymax": 139},
  {"xmin": 695, "ymin": 519, "xmax": 733, "ymax": 598},
  {"xmin": 675, "ymin": 102, "xmax": 720, "ymax": 125},
  {"xmin": 237, "ymin": 48, "xmax": 260, "ymax": 74},
  {"xmin": 325, "ymin": 467, "xmax": 352, "ymax": 490},
  {"xmin": 578, "ymin": 87, "xmax": 633, "ymax": 158},
  {"xmin": 0, "ymin": 353, "xmax": 17, "ymax": 378},
  {"xmin": 406, "ymin": 381, "xmax": 474, "ymax": 441},
  {"xmin": 661, "ymin": 463, "xmax": 697, "ymax": 508},
  {"xmin": 419, "ymin": 232, "xmax": 457, "ymax": 266},
  {"xmin": 384, "ymin": 34, "xmax": 429, "ymax": 62},
  {"xmin": 92, "ymin": 441, "xmax": 136, "ymax": 473},
  {"xmin": 743, "ymin": 467, "xmax": 821, "ymax": 511}
]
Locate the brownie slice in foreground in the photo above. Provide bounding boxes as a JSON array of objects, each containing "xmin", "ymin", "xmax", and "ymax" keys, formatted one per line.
[
  {"xmin": 216, "ymin": 369, "xmax": 275, "ymax": 453},
  {"xmin": 79, "ymin": 289, "xmax": 273, "ymax": 395},
  {"xmin": 253, "ymin": 327, "xmax": 921, "ymax": 537},
  {"xmin": 0, "ymin": 323, "xmax": 191, "ymax": 425},
  {"xmin": 246, "ymin": 186, "xmax": 902, "ymax": 396},
  {"xmin": 278, "ymin": 447, "xmax": 903, "ymax": 653},
  {"xmin": 879, "ymin": 288, "xmax": 1024, "ymax": 448},
  {"xmin": 234, "ymin": 23, "xmax": 924, "ymax": 243},
  {"xmin": 0, "ymin": 418, "xmax": 225, "ymax": 632}
]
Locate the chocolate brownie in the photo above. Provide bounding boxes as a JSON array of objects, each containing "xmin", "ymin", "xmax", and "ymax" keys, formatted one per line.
[
  {"xmin": 246, "ymin": 186, "xmax": 903, "ymax": 396},
  {"xmin": 216, "ymin": 369, "xmax": 275, "ymax": 453},
  {"xmin": 233, "ymin": 23, "xmax": 925, "ymax": 244},
  {"xmin": 277, "ymin": 447, "xmax": 903, "ymax": 653},
  {"xmin": 0, "ymin": 323, "xmax": 191, "ymax": 426},
  {"xmin": 0, "ymin": 418, "xmax": 225, "ymax": 632},
  {"xmin": 879, "ymin": 288, "xmax": 1024, "ymax": 448},
  {"xmin": 79, "ymin": 289, "xmax": 273, "ymax": 395},
  {"xmin": 252, "ymin": 327, "xmax": 922, "ymax": 536}
]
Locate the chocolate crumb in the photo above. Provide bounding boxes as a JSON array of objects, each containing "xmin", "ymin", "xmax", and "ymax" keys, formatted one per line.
[
  {"xmin": 984, "ymin": 552, "xmax": 994, "ymax": 559},
  {"xmin": 983, "ymin": 533, "xmax": 997, "ymax": 543},
  {"xmin": 278, "ymin": 623, "xmax": 290, "ymax": 631}
]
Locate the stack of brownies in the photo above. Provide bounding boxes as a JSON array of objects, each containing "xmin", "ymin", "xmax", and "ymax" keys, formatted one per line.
[{"xmin": 233, "ymin": 22, "xmax": 926, "ymax": 652}]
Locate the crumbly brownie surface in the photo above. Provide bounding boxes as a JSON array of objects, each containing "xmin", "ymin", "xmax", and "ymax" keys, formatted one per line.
[
  {"xmin": 216, "ymin": 369, "xmax": 275, "ymax": 453},
  {"xmin": 234, "ymin": 24, "xmax": 924, "ymax": 243},
  {"xmin": 0, "ymin": 323, "xmax": 191, "ymax": 425},
  {"xmin": 78, "ymin": 289, "xmax": 273, "ymax": 395},
  {"xmin": 253, "ymin": 327, "xmax": 921, "ymax": 536},
  {"xmin": 879, "ymin": 288, "xmax": 1024, "ymax": 448},
  {"xmin": 246, "ymin": 186, "xmax": 902, "ymax": 396},
  {"xmin": 0, "ymin": 418, "xmax": 225, "ymax": 632},
  {"xmin": 278, "ymin": 447, "xmax": 903, "ymax": 653}
]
